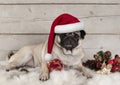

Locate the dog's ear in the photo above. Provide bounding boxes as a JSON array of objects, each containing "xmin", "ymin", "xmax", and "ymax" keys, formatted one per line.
[{"xmin": 80, "ymin": 30, "xmax": 86, "ymax": 39}]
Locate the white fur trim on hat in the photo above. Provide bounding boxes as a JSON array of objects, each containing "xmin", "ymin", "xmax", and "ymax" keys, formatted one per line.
[
  {"xmin": 45, "ymin": 53, "xmax": 53, "ymax": 61},
  {"xmin": 55, "ymin": 22, "xmax": 84, "ymax": 33}
]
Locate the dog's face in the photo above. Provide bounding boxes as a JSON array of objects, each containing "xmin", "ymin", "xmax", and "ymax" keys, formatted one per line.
[{"xmin": 55, "ymin": 30, "xmax": 86, "ymax": 54}]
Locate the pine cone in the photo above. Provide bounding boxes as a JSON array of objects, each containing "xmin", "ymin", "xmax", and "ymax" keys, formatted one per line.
[{"xmin": 83, "ymin": 60, "xmax": 100, "ymax": 71}]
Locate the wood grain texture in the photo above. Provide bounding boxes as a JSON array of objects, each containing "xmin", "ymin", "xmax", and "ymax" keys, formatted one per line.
[
  {"xmin": 83, "ymin": 35, "xmax": 120, "ymax": 49},
  {"xmin": 0, "ymin": 35, "xmax": 48, "ymax": 51},
  {"xmin": 0, "ymin": 5, "xmax": 119, "ymax": 20},
  {"xmin": 0, "ymin": 35, "xmax": 119, "ymax": 50},
  {"xmin": 0, "ymin": 5, "xmax": 119, "ymax": 34},
  {"xmin": 0, "ymin": 0, "xmax": 119, "ymax": 4},
  {"xmin": 0, "ymin": 17, "xmax": 119, "ymax": 34}
]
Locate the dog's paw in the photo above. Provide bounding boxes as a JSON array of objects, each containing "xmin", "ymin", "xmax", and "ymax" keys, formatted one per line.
[
  {"xmin": 87, "ymin": 74, "xmax": 93, "ymax": 79},
  {"xmin": 6, "ymin": 65, "xmax": 11, "ymax": 72},
  {"xmin": 82, "ymin": 72, "xmax": 93, "ymax": 79},
  {"xmin": 85, "ymin": 73, "xmax": 93, "ymax": 79},
  {"xmin": 6, "ymin": 63, "xmax": 16, "ymax": 71},
  {"xmin": 39, "ymin": 71, "xmax": 49, "ymax": 81}
]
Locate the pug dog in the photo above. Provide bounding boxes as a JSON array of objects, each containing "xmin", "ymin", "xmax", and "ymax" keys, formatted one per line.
[{"xmin": 6, "ymin": 29, "xmax": 92, "ymax": 81}]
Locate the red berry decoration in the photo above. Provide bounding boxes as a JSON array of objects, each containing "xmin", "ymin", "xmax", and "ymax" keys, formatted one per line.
[
  {"xmin": 115, "ymin": 54, "xmax": 119, "ymax": 58},
  {"xmin": 111, "ymin": 66, "xmax": 119, "ymax": 72},
  {"xmin": 108, "ymin": 54, "xmax": 120, "ymax": 72},
  {"xmin": 105, "ymin": 51, "xmax": 111, "ymax": 56},
  {"xmin": 108, "ymin": 60, "xmax": 114, "ymax": 64},
  {"xmin": 96, "ymin": 60, "xmax": 102, "ymax": 69},
  {"xmin": 47, "ymin": 58, "xmax": 63, "ymax": 72},
  {"xmin": 83, "ymin": 50, "xmax": 120, "ymax": 73},
  {"xmin": 83, "ymin": 50, "xmax": 112, "ymax": 71}
]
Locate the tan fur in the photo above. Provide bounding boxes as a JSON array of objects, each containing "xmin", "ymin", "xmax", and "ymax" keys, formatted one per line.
[{"xmin": 6, "ymin": 35, "xmax": 91, "ymax": 80}]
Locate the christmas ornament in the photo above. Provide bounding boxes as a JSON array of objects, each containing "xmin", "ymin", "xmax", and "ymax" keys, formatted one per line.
[
  {"xmin": 83, "ymin": 50, "xmax": 120, "ymax": 74},
  {"xmin": 83, "ymin": 60, "xmax": 99, "ymax": 71},
  {"xmin": 96, "ymin": 62, "xmax": 112, "ymax": 74},
  {"xmin": 44, "ymin": 13, "xmax": 84, "ymax": 61},
  {"xmin": 47, "ymin": 58, "xmax": 63, "ymax": 72},
  {"xmin": 108, "ymin": 55, "xmax": 120, "ymax": 72},
  {"xmin": 83, "ymin": 51, "xmax": 112, "ymax": 71},
  {"xmin": 94, "ymin": 51, "xmax": 111, "ymax": 63}
]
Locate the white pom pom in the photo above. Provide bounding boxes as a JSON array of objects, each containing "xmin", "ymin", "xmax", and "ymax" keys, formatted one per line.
[{"xmin": 45, "ymin": 53, "xmax": 53, "ymax": 61}]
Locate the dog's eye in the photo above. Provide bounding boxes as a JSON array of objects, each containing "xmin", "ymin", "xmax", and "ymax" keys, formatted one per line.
[
  {"xmin": 75, "ymin": 31, "xmax": 80, "ymax": 35},
  {"xmin": 60, "ymin": 33, "xmax": 66, "ymax": 38},
  {"xmin": 74, "ymin": 34, "xmax": 79, "ymax": 39}
]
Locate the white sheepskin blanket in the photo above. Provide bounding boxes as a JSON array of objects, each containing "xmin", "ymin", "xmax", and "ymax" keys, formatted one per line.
[{"xmin": 0, "ymin": 61, "xmax": 120, "ymax": 85}]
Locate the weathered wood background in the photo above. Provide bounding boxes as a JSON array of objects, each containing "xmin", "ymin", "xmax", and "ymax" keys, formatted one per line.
[{"xmin": 0, "ymin": 0, "xmax": 120, "ymax": 60}]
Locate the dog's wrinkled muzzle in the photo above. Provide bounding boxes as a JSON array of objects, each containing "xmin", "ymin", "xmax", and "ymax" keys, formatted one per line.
[{"xmin": 62, "ymin": 37, "xmax": 78, "ymax": 51}]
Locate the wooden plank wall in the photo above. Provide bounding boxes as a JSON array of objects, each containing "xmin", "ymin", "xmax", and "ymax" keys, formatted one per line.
[{"xmin": 0, "ymin": 0, "xmax": 120, "ymax": 60}]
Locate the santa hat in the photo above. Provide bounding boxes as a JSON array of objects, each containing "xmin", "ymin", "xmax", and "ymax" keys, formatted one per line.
[{"xmin": 45, "ymin": 13, "xmax": 84, "ymax": 61}]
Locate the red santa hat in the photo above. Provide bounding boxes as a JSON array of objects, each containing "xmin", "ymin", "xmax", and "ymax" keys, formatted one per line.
[{"xmin": 45, "ymin": 13, "xmax": 84, "ymax": 61}]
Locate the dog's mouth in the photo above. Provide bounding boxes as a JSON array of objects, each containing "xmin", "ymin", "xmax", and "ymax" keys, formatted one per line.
[
  {"xmin": 62, "ymin": 48, "xmax": 73, "ymax": 55},
  {"xmin": 61, "ymin": 42, "xmax": 78, "ymax": 55}
]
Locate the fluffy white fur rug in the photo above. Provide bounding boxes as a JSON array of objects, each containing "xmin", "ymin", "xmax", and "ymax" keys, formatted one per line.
[{"xmin": 0, "ymin": 61, "xmax": 120, "ymax": 85}]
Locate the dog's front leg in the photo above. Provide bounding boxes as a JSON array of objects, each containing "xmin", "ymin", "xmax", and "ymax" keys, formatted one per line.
[
  {"xmin": 39, "ymin": 61, "xmax": 49, "ymax": 81},
  {"xmin": 78, "ymin": 63, "xmax": 92, "ymax": 78}
]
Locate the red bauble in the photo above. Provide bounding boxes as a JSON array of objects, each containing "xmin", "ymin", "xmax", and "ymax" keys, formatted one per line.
[
  {"xmin": 105, "ymin": 51, "xmax": 111, "ymax": 56},
  {"xmin": 96, "ymin": 61, "xmax": 102, "ymax": 69},
  {"xmin": 111, "ymin": 66, "xmax": 120, "ymax": 72},
  {"xmin": 47, "ymin": 58, "xmax": 63, "ymax": 72},
  {"xmin": 108, "ymin": 55, "xmax": 120, "ymax": 72},
  {"xmin": 115, "ymin": 54, "xmax": 119, "ymax": 58},
  {"xmin": 108, "ymin": 60, "xmax": 114, "ymax": 64}
]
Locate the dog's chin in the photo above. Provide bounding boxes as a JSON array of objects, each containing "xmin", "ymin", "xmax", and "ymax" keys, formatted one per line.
[{"xmin": 62, "ymin": 48, "xmax": 72, "ymax": 55}]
